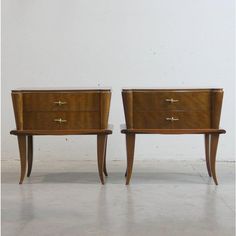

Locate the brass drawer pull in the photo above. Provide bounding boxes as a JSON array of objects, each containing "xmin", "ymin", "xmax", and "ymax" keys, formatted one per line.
[
  {"xmin": 166, "ymin": 117, "xmax": 179, "ymax": 122},
  {"xmin": 165, "ymin": 98, "xmax": 179, "ymax": 103},
  {"xmin": 53, "ymin": 101, "xmax": 67, "ymax": 106},
  {"xmin": 53, "ymin": 118, "xmax": 67, "ymax": 123}
]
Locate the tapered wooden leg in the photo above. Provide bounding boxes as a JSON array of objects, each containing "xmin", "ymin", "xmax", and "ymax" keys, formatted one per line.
[
  {"xmin": 205, "ymin": 134, "xmax": 211, "ymax": 177},
  {"xmin": 210, "ymin": 134, "xmax": 220, "ymax": 185},
  {"xmin": 97, "ymin": 135, "xmax": 106, "ymax": 184},
  {"xmin": 103, "ymin": 136, "xmax": 108, "ymax": 177},
  {"xmin": 125, "ymin": 134, "xmax": 135, "ymax": 185},
  {"xmin": 17, "ymin": 135, "xmax": 27, "ymax": 184},
  {"xmin": 27, "ymin": 136, "xmax": 33, "ymax": 177},
  {"xmin": 125, "ymin": 169, "xmax": 127, "ymax": 177}
]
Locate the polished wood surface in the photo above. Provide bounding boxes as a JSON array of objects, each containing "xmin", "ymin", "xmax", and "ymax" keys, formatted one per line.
[
  {"xmin": 17, "ymin": 135, "xmax": 27, "ymax": 184},
  {"xmin": 27, "ymin": 136, "xmax": 33, "ymax": 177},
  {"xmin": 12, "ymin": 92, "xmax": 24, "ymax": 130},
  {"xmin": 133, "ymin": 91, "xmax": 211, "ymax": 111},
  {"xmin": 125, "ymin": 134, "xmax": 135, "ymax": 185},
  {"xmin": 122, "ymin": 88, "xmax": 225, "ymax": 185},
  {"xmin": 204, "ymin": 134, "xmax": 211, "ymax": 177},
  {"xmin": 121, "ymin": 127, "xmax": 226, "ymax": 134},
  {"xmin": 12, "ymin": 88, "xmax": 111, "ymax": 92},
  {"xmin": 10, "ymin": 126, "xmax": 113, "ymax": 135},
  {"xmin": 210, "ymin": 134, "xmax": 220, "ymax": 185},
  {"xmin": 97, "ymin": 135, "xmax": 107, "ymax": 184},
  {"xmin": 11, "ymin": 89, "xmax": 112, "ymax": 184},
  {"xmin": 23, "ymin": 111, "xmax": 100, "ymax": 130},
  {"xmin": 133, "ymin": 111, "xmax": 211, "ymax": 129},
  {"xmin": 103, "ymin": 136, "xmax": 108, "ymax": 177},
  {"xmin": 23, "ymin": 92, "xmax": 100, "ymax": 112}
]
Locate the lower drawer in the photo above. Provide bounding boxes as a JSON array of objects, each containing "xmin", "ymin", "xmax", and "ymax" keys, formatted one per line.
[
  {"xmin": 133, "ymin": 111, "xmax": 211, "ymax": 129},
  {"xmin": 23, "ymin": 112, "xmax": 100, "ymax": 130}
]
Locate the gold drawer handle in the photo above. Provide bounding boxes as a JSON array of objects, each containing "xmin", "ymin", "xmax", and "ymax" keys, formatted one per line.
[
  {"xmin": 53, "ymin": 101, "xmax": 67, "ymax": 106},
  {"xmin": 53, "ymin": 118, "xmax": 67, "ymax": 123},
  {"xmin": 165, "ymin": 98, "xmax": 179, "ymax": 103},
  {"xmin": 166, "ymin": 117, "xmax": 179, "ymax": 122}
]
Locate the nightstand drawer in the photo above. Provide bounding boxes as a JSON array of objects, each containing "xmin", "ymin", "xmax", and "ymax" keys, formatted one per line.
[
  {"xmin": 23, "ymin": 93, "xmax": 100, "ymax": 112},
  {"xmin": 133, "ymin": 91, "xmax": 211, "ymax": 111},
  {"xmin": 133, "ymin": 111, "xmax": 211, "ymax": 129},
  {"xmin": 23, "ymin": 111, "xmax": 100, "ymax": 130}
]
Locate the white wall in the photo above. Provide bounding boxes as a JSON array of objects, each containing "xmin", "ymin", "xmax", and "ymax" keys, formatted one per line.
[{"xmin": 2, "ymin": 0, "xmax": 235, "ymax": 161}]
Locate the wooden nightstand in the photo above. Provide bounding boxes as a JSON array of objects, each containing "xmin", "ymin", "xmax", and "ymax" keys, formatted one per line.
[
  {"xmin": 121, "ymin": 88, "xmax": 226, "ymax": 185},
  {"xmin": 10, "ymin": 88, "xmax": 112, "ymax": 184}
]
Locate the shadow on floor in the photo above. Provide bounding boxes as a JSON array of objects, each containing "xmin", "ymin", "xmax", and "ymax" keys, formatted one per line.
[{"xmin": 2, "ymin": 171, "xmax": 211, "ymax": 185}]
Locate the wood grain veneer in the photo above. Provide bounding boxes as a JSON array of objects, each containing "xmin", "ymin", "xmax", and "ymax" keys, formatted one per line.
[
  {"xmin": 121, "ymin": 88, "xmax": 226, "ymax": 185},
  {"xmin": 10, "ymin": 89, "xmax": 112, "ymax": 184}
]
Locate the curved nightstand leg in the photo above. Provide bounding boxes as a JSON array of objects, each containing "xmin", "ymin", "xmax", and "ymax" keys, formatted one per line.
[
  {"xmin": 125, "ymin": 169, "xmax": 127, "ymax": 177},
  {"xmin": 103, "ymin": 136, "xmax": 108, "ymax": 177},
  {"xmin": 17, "ymin": 135, "xmax": 27, "ymax": 184},
  {"xmin": 204, "ymin": 134, "xmax": 211, "ymax": 177},
  {"xmin": 97, "ymin": 135, "xmax": 106, "ymax": 184},
  {"xmin": 210, "ymin": 134, "xmax": 219, "ymax": 185},
  {"xmin": 125, "ymin": 134, "xmax": 135, "ymax": 185},
  {"xmin": 27, "ymin": 136, "xmax": 33, "ymax": 177}
]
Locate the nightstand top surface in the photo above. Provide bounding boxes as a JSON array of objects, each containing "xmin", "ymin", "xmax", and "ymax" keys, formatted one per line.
[
  {"xmin": 122, "ymin": 87, "xmax": 223, "ymax": 92},
  {"xmin": 12, "ymin": 87, "xmax": 111, "ymax": 92}
]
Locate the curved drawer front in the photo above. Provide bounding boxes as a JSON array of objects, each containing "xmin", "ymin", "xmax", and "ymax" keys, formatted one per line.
[
  {"xmin": 23, "ymin": 111, "xmax": 100, "ymax": 130},
  {"xmin": 133, "ymin": 111, "xmax": 211, "ymax": 129},
  {"xmin": 23, "ymin": 93, "xmax": 100, "ymax": 112},
  {"xmin": 133, "ymin": 91, "xmax": 211, "ymax": 111}
]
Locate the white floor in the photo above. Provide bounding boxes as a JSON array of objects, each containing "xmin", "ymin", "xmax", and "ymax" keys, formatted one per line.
[{"xmin": 1, "ymin": 160, "xmax": 235, "ymax": 236}]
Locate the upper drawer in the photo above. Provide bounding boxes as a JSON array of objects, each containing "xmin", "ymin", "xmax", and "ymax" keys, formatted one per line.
[
  {"xmin": 23, "ymin": 92, "xmax": 100, "ymax": 112},
  {"xmin": 133, "ymin": 91, "xmax": 211, "ymax": 111}
]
